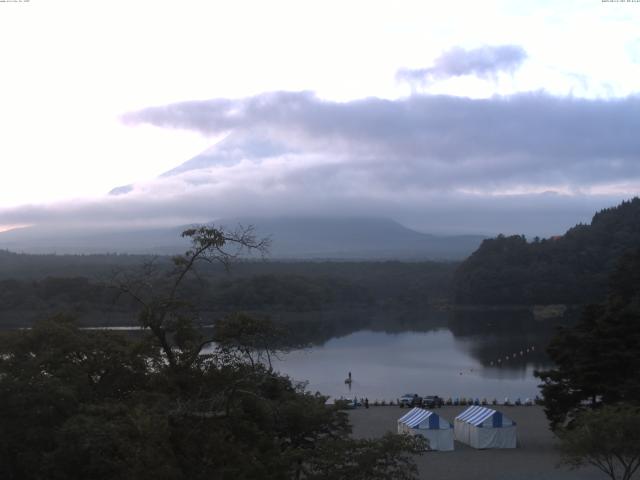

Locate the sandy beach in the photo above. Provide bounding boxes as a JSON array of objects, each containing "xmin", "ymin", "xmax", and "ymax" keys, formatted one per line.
[{"xmin": 349, "ymin": 405, "xmax": 605, "ymax": 480}]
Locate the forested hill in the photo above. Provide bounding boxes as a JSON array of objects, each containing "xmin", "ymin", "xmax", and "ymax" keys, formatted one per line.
[{"xmin": 453, "ymin": 198, "xmax": 640, "ymax": 305}]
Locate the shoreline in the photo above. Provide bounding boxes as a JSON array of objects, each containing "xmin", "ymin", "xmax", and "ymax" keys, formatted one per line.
[{"xmin": 348, "ymin": 405, "xmax": 602, "ymax": 480}]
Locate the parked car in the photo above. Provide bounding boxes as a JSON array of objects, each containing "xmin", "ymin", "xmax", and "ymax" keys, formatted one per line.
[
  {"xmin": 399, "ymin": 393, "xmax": 423, "ymax": 407},
  {"xmin": 334, "ymin": 397, "xmax": 361, "ymax": 409},
  {"xmin": 422, "ymin": 395, "xmax": 444, "ymax": 408}
]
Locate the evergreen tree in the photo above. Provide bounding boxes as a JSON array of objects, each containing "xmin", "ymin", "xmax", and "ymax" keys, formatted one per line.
[
  {"xmin": 536, "ymin": 248, "xmax": 640, "ymax": 429},
  {"xmin": 454, "ymin": 197, "xmax": 640, "ymax": 305}
]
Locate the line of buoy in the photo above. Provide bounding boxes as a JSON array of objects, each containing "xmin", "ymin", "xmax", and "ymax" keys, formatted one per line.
[{"xmin": 489, "ymin": 345, "xmax": 536, "ymax": 367}]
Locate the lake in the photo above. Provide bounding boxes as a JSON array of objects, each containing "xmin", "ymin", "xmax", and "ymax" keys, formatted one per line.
[
  {"xmin": 81, "ymin": 307, "xmax": 567, "ymax": 402},
  {"xmin": 270, "ymin": 309, "xmax": 564, "ymax": 403}
]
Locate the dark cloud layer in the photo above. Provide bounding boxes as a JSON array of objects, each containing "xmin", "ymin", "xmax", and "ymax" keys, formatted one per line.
[
  {"xmin": 123, "ymin": 91, "xmax": 640, "ymax": 190},
  {"xmin": 0, "ymin": 188, "xmax": 627, "ymax": 238},
  {"xmin": 396, "ymin": 45, "xmax": 528, "ymax": 85},
  {"xmin": 2, "ymin": 90, "xmax": 639, "ymax": 238}
]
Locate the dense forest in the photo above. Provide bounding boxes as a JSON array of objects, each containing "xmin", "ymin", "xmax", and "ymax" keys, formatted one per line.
[
  {"xmin": 3, "ymin": 198, "xmax": 639, "ymax": 323},
  {"xmin": 453, "ymin": 198, "xmax": 640, "ymax": 305},
  {"xmin": 0, "ymin": 255, "xmax": 455, "ymax": 328}
]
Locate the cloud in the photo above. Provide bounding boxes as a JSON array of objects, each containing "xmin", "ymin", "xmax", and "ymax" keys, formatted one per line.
[
  {"xmin": 3, "ymin": 90, "xmax": 640, "ymax": 238},
  {"xmin": 123, "ymin": 90, "xmax": 640, "ymax": 191},
  {"xmin": 0, "ymin": 180, "xmax": 629, "ymax": 238},
  {"xmin": 396, "ymin": 45, "xmax": 528, "ymax": 85}
]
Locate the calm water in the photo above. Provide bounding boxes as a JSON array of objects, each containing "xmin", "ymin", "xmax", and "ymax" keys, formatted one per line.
[
  {"xmin": 82, "ymin": 308, "xmax": 565, "ymax": 402},
  {"xmin": 271, "ymin": 310, "xmax": 562, "ymax": 402}
]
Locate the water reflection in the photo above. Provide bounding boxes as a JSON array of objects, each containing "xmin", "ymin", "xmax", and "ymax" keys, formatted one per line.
[
  {"xmin": 271, "ymin": 309, "xmax": 568, "ymax": 401},
  {"xmin": 448, "ymin": 310, "xmax": 557, "ymax": 373}
]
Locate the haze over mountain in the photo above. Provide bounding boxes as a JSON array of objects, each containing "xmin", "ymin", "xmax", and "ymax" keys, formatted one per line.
[
  {"xmin": 0, "ymin": 217, "xmax": 484, "ymax": 260},
  {"xmin": 108, "ymin": 133, "xmax": 284, "ymax": 196},
  {"xmin": 2, "ymin": 2, "xmax": 640, "ymax": 254},
  {"xmin": 10, "ymin": 135, "xmax": 488, "ymax": 259},
  {"xmin": 3, "ymin": 92, "xmax": 639, "ymax": 240}
]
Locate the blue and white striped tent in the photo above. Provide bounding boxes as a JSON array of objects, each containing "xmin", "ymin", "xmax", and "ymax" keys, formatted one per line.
[
  {"xmin": 397, "ymin": 408, "xmax": 454, "ymax": 451},
  {"xmin": 454, "ymin": 406, "xmax": 517, "ymax": 449}
]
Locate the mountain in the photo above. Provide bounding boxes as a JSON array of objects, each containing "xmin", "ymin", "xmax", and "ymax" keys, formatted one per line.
[
  {"xmin": 108, "ymin": 133, "xmax": 286, "ymax": 195},
  {"xmin": 14, "ymin": 137, "xmax": 486, "ymax": 259},
  {"xmin": 160, "ymin": 133, "xmax": 287, "ymax": 177},
  {"xmin": 245, "ymin": 217, "xmax": 484, "ymax": 259},
  {"xmin": 0, "ymin": 225, "xmax": 189, "ymax": 255},
  {"xmin": 0, "ymin": 217, "xmax": 485, "ymax": 260},
  {"xmin": 453, "ymin": 197, "xmax": 640, "ymax": 305}
]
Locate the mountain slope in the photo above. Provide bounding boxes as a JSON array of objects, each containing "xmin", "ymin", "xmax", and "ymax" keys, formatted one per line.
[
  {"xmin": 0, "ymin": 217, "xmax": 484, "ymax": 260},
  {"xmin": 161, "ymin": 133, "xmax": 287, "ymax": 177},
  {"xmin": 453, "ymin": 197, "xmax": 640, "ymax": 305},
  {"xmin": 0, "ymin": 225, "xmax": 189, "ymax": 255},
  {"xmin": 108, "ymin": 133, "xmax": 286, "ymax": 196},
  {"xmin": 243, "ymin": 217, "xmax": 484, "ymax": 259}
]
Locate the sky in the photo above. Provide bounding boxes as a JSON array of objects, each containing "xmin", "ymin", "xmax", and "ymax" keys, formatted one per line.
[{"xmin": 1, "ymin": 0, "xmax": 639, "ymax": 237}]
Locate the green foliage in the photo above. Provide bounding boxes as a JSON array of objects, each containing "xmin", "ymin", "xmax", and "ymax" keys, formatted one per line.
[
  {"xmin": 0, "ymin": 262, "xmax": 455, "ymax": 329},
  {"xmin": 210, "ymin": 274, "xmax": 372, "ymax": 311},
  {"xmin": 454, "ymin": 198, "xmax": 640, "ymax": 305},
  {"xmin": 303, "ymin": 433, "xmax": 427, "ymax": 480},
  {"xmin": 0, "ymin": 316, "xmax": 158, "ymax": 480},
  {"xmin": 0, "ymin": 313, "xmax": 424, "ymax": 479},
  {"xmin": 0, "ymin": 226, "xmax": 423, "ymax": 480},
  {"xmin": 536, "ymin": 249, "xmax": 640, "ymax": 429},
  {"xmin": 558, "ymin": 405, "xmax": 640, "ymax": 480},
  {"xmin": 213, "ymin": 313, "xmax": 299, "ymax": 369}
]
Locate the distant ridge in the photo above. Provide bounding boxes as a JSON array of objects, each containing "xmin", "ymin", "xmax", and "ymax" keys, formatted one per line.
[
  {"xmin": 0, "ymin": 217, "xmax": 485, "ymax": 260},
  {"xmin": 160, "ymin": 133, "xmax": 287, "ymax": 177},
  {"xmin": 454, "ymin": 197, "xmax": 640, "ymax": 305},
  {"xmin": 243, "ymin": 217, "xmax": 485, "ymax": 260}
]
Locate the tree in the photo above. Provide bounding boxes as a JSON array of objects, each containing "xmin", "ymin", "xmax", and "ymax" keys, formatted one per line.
[
  {"xmin": 111, "ymin": 224, "xmax": 270, "ymax": 373},
  {"xmin": 558, "ymin": 405, "xmax": 640, "ymax": 480},
  {"xmin": 0, "ymin": 316, "xmax": 160, "ymax": 480},
  {"xmin": 536, "ymin": 248, "xmax": 640, "ymax": 429},
  {"xmin": 212, "ymin": 312, "xmax": 296, "ymax": 370},
  {"xmin": 303, "ymin": 433, "xmax": 427, "ymax": 480},
  {"xmin": 0, "ymin": 224, "xmax": 425, "ymax": 479},
  {"xmin": 454, "ymin": 198, "xmax": 640, "ymax": 306}
]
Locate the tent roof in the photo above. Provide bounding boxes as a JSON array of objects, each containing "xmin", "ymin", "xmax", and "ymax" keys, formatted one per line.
[
  {"xmin": 398, "ymin": 408, "xmax": 440, "ymax": 428},
  {"xmin": 455, "ymin": 406, "xmax": 505, "ymax": 426}
]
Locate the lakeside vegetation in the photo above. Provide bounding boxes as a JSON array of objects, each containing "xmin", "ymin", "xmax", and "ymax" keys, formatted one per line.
[
  {"xmin": 1, "ymin": 199, "xmax": 639, "ymax": 478},
  {"xmin": 3, "ymin": 199, "xmax": 640, "ymax": 331},
  {"xmin": 534, "ymin": 248, "xmax": 640, "ymax": 480},
  {"xmin": 454, "ymin": 198, "xmax": 640, "ymax": 306},
  {"xmin": 0, "ymin": 226, "xmax": 427, "ymax": 480},
  {"xmin": 0, "ymin": 257, "xmax": 455, "ymax": 328}
]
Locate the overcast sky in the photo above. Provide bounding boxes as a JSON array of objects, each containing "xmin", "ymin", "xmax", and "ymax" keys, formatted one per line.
[{"xmin": 1, "ymin": 0, "xmax": 639, "ymax": 236}]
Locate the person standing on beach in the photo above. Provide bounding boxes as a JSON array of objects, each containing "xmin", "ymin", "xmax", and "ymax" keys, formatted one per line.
[{"xmin": 365, "ymin": 398, "xmax": 369, "ymax": 409}]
